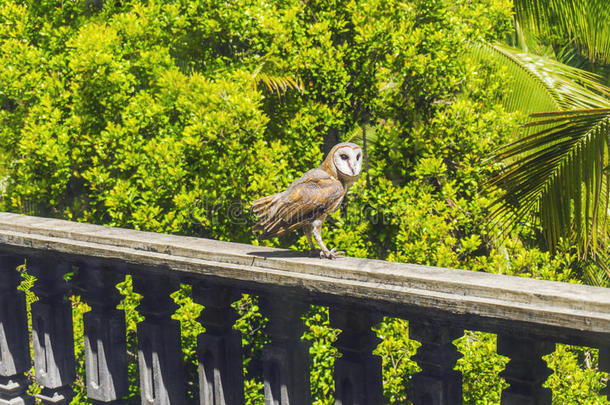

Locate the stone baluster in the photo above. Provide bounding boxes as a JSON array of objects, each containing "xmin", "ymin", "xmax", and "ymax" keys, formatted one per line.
[
  {"xmin": 497, "ymin": 334, "xmax": 554, "ymax": 405},
  {"xmin": 28, "ymin": 258, "xmax": 76, "ymax": 404},
  {"xmin": 78, "ymin": 263, "xmax": 128, "ymax": 404},
  {"xmin": 0, "ymin": 254, "xmax": 33, "ymax": 405},
  {"xmin": 260, "ymin": 296, "xmax": 310, "ymax": 405},
  {"xmin": 193, "ymin": 284, "xmax": 243, "ymax": 405},
  {"xmin": 600, "ymin": 345, "xmax": 609, "ymax": 399},
  {"xmin": 329, "ymin": 306, "xmax": 382, "ymax": 405},
  {"xmin": 133, "ymin": 273, "xmax": 185, "ymax": 405},
  {"xmin": 410, "ymin": 320, "xmax": 463, "ymax": 405}
]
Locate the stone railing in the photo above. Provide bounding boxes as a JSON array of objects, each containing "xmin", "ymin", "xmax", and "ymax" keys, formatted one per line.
[{"xmin": 0, "ymin": 212, "xmax": 608, "ymax": 405}]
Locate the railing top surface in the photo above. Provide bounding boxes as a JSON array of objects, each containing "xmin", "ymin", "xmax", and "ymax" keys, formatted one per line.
[{"xmin": 0, "ymin": 212, "xmax": 608, "ymax": 336}]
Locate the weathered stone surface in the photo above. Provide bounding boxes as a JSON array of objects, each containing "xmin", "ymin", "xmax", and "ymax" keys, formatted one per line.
[
  {"xmin": 28, "ymin": 258, "xmax": 75, "ymax": 405},
  {"xmin": 497, "ymin": 334, "xmax": 554, "ymax": 405},
  {"xmin": 193, "ymin": 284, "xmax": 244, "ymax": 405},
  {"xmin": 0, "ymin": 212, "xmax": 607, "ymax": 341},
  {"xmin": 0, "ymin": 375, "xmax": 32, "ymax": 405},
  {"xmin": 330, "ymin": 306, "xmax": 382, "ymax": 405},
  {"xmin": 410, "ymin": 320, "xmax": 463, "ymax": 405},
  {"xmin": 260, "ymin": 297, "xmax": 310, "ymax": 405},
  {"xmin": 0, "ymin": 254, "xmax": 33, "ymax": 405}
]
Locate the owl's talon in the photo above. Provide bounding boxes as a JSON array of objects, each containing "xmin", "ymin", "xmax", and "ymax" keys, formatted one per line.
[
  {"xmin": 329, "ymin": 248, "xmax": 344, "ymax": 259},
  {"xmin": 320, "ymin": 248, "xmax": 343, "ymax": 259}
]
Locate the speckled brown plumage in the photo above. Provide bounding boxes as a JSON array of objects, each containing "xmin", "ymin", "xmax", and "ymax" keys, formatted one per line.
[{"xmin": 252, "ymin": 142, "xmax": 362, "ymax": 259}]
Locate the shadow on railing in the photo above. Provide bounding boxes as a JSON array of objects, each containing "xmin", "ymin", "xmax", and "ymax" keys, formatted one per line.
[{"xmin": 0, "ymin": 212, "xmax": 608, "ymax": 404}]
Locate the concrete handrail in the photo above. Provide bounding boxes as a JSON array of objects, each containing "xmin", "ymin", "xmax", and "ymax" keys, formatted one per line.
[{"xmin": 0, "ymin": 212, "xmax": 608, "ymax": 404}]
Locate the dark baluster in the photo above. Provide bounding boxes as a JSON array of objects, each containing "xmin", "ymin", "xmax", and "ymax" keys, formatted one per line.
[
  {"xmin": 0, "ymin": 254, "xmax": 33, "ymax": 405},
  {"xmin": 193, "ymin": 284, "xmax": 243, "ymax": 405},
  {"xmin": 29, "ymin": 258, "xmax": 76, "ymax": 404},
  {"xmin": 133, "ymin": 273, "xmax": 185, "ymax": 405},
  {"xmin": 329, "ymin": 306, "xmax": 382, "ymax": 405},
  {"xmin": 410, "ymin": 320, "xmax": 463, "ymax": 405},
  {"xmin": 497, "ymin": 334, "xmax": 554, "ymax": 405},
  {"xmin": 78, "ymin": 263, "xmax": 128, "ymax": 404},
  {"xmin": 598, "ymin": 344, "xmax": 609, "ymax": 400},
  {"xmin": 260, "ymin": 296, "xmax": 310, "ymax": 405}
]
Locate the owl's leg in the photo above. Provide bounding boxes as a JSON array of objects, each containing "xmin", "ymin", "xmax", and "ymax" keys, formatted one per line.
[
  {"xmin": 304, "ymin": 225, "xmax": 317, "ymax": 257},
  {"xmin": 312, "ymin": 219, "xmax": 343, "ymax": 259}
]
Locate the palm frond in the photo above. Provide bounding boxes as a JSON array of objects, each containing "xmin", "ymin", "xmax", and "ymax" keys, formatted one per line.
[
  {"xmin": 345, "ymin": 122, "xmax": 378, "ymax": 147},
  {"xmin": 469, "ymin": 42, "xmax": 610, "ymax": 116},
  {"xmin": 585, "ymin": 250, "xmax": 610, "ymax": 286},
  {"xmin": 488, "ymin": 108, "xmax": 610, "ymax": 256},
  {"xmin": 514, "ymin": 0, "xmax": 610, "ymax": 65},
  {"xmin": 480, "ymin": 41, "xmax": 610, "ymax": 257},
  {"xmin": 251, "ymin": 53, "xmax": 303, "ymax": 98},
  {"xmin": 256, "ymin": 72, "xmax": 303, "ymax": 98}
]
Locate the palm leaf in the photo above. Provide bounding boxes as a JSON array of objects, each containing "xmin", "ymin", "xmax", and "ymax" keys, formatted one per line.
[
  {"xmin": 480, "ymin": 40, "xmax": 610, "ymax": 263},
  {"xmin": 345, "ymin": 122, "xmax": 378, "ymax": 148},
  {"xmin": 584, "ymin": 250, "xmax": 610, "ymax": 286},
  {"xmin": 469, "ymin": 42, "xmax": 610, "ymax": 117},
  {"xmin": 256, "ymin": 72, "xmax": 303, "ymax": 98},
  {"xmin": 251, "ymin": 53, "xmax": 303, "ymax": 98},
  {"xmin": 513, "ymin": 0, "xmax": 610, "ymax": 65},
  {"xmin": 488, "ymin": 108, "xmax": 610, "ymax": 261}
]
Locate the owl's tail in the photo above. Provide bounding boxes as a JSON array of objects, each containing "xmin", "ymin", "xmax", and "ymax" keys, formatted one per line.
[{"xmin": 251, "ymin": 193, "xmax": 281, "ymax": 237}]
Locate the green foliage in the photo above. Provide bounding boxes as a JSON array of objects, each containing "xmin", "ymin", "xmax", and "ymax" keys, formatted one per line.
[
  {"xmin": 303, "ymin": 306, "xmax": 340, "ymax": 405},
  {"xmin": 489, "ymin": 108, "xmax": 610, "ymax": 273},
  {"xmin": 171, "ymin": 285, "xmax": 205, "ymax": 400},
  {"xmin": 70, "ymin": 295, "xmax": 93, "ymax": 405},
  {"xmin": 374, "ymin": 318, "xmax": 420, "ymax": 403},
  {"xmin": 115, "ymin": 276, "xmax": 144, "ymax": 402},
  {"xmin": 546, "ymin": 345, "xmax": 609, "ymax": 405},
  {"xmin": 233, "ymin": 294, "xmax": 268, "ymax": 402},
  {"xmin": 1, "ymin": 0, "xmax": 608, "ymax": 403},
  {"xmin": 457, "ymin": 332, "xmax": 508, "ymax": 404}
]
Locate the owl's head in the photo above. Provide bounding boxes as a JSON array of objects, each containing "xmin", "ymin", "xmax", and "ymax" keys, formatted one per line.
[{"xmin": 329, "ymin": 142, "xmax": 363, "ymax": 180}]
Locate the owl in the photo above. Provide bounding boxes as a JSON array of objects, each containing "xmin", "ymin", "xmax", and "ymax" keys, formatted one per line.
[{"xmin": 252, "ymin": 142, "xmax": 363, "ymax": 259}]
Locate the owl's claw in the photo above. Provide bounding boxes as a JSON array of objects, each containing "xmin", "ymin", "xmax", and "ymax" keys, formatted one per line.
[{"xmin": 320, "ymin": 248, "xmax": 344, "ymax": 259}]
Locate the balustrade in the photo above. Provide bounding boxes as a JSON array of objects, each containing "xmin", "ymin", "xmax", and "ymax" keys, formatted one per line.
[
  {"xmin": 330, "ymin": 306, "xmax": 382, "ymax": 405},
  {"xmin": 261, "ymin": 297, "xmax": 311, "ymax": 405},
  {"xmin": 28, "ymin": 258, "xmax": 75, "ymax": 404},
  {"xmin": 410, "ymin": 320, "xmax": 463, "ymax": 405},
  {"xmin": 133, "ymin": 273, "xmax": 185, "ymax": 405},
  {"xmin": 193, "ymin": 283, "xmax": 243, "ymax": 405},
  {"xmin": 0, "ymin": 254, "xmax": 32, "ymax": 405},
  {"xmin": 77, "ymin": 262, "xmax": 128, "ymax": 404},
  {"xmin": 0, "ymin": 212, "xmax": 608, "ymax": 404}
]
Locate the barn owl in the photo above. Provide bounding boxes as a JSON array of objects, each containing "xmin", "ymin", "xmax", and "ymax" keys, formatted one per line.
[{"xmin": 252, "ymin": 142, "xmax": 362, "ymax": 259}]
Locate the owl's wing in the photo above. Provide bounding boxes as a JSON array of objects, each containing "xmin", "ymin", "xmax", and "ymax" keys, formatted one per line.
[{"xmin": 253, "ymin": 172, "xmax": 344, "ymax": 239}]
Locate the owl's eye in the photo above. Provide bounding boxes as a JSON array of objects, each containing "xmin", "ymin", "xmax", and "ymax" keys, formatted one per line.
[
  {"xmin": 356, "ymin": 153, "xmax": 361, "ymax": 160},
  {"xmin": 340, "ymin": 154, "xmax": 349, "ymax": 160}
]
